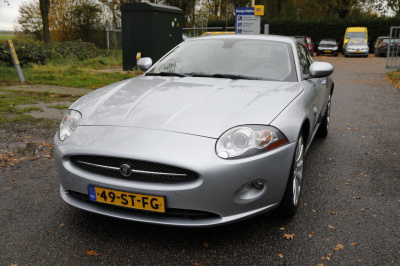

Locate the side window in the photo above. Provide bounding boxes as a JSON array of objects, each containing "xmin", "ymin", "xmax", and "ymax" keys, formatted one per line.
[{"xmin": 297, "ymin": 43, "xmax": 312, "ymax": 76}]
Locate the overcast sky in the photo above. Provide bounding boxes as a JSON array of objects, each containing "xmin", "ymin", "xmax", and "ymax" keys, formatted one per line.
[{"xmin": 0, "ymin": 0, "xmax": 24, "ymax": 31}]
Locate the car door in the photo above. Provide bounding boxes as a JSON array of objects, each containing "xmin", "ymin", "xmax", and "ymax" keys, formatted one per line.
[{"xmin": 297, "ymin": 43, "xmax": 325, "ymax": 132}]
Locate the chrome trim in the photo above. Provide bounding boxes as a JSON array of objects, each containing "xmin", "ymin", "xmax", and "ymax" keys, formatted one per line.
[
  {"xmin": 77, "ymin": 160, "xmax": 119, "ymax": 170},
  {"xmin": 76, "ymin": 160, "xmax": 187, "ymax": 177}
]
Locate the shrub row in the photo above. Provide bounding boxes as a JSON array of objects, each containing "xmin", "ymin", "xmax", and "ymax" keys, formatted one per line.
[
  {"xmin": 0, "ymin": 40, "xmax": 106, "ymax": 67},
  {"xmin": 208, "ymin": 16, "xmax": 400, "ymax": 50}
]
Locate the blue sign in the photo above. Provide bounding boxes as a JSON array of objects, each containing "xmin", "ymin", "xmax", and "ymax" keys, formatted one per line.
[{"xmin": 235, "ymin": 7, "xmax": 261, "ymax": 35}]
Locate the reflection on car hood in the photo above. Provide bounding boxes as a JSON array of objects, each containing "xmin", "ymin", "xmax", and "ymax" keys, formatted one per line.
[
  {"xmin": 70, "ymin": 76, "xmax": 302, "ymax": 138},
  {"xmin": 320, "ymin": 45, "xmax": 337, "ymax": 48},
  {"xmin": 347, "ymin": 44, "xmax": 369, "ymax": 49}
]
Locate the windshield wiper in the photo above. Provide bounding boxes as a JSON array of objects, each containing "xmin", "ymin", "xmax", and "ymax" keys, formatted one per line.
[
  {"xmin": 189, "ymin": 73, "xmax": 261, "ymax": 80},
  {"xmin": 146, "ymin": 72, "xmax": 189, "ymax": 77}
]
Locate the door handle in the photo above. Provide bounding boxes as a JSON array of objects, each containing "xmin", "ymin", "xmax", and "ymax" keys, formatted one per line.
[
  {"xmin": 321, "ymin": 80, "xmax": 326, "ymax": 85},
  {"xmin": 313, "ymin": 106, "xmax": 318, "ymax": 114}
]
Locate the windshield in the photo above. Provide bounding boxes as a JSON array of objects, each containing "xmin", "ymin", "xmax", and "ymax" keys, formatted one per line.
[
  {"xmin": 320, "ymin": 40, "xmax": 337, "ymax": 46},
  {"xmin": 383, "ymin": 38, "xmax": 400, "ymax": 44},
  {"xmin": 348, "ymin": 39, "xmax": 367, "ymax": 45},
  {"xmin": 346, "ymin": 32, "xmax": 367, "ymax": 39},
  {"xmin": 148, "ymin": 38, "xmax": 297, "ymax": 82}
]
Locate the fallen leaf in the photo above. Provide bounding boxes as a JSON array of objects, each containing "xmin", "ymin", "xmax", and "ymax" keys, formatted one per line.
[
  {"xmin": 328, "ymin": 225, "xmax": 336, "ymax": 230},
  {"xmin": 164, "ymin": 251, "xmax": 168, "ymax": 254},
  {"xmin": 278, "ymin": 253, "xmax": 284, "ymax": 258},
  {"xmin": 334, "ymin": 243, "xmax": 344, "ymax": 251},
  {"xmin": 194, "ymin": 263, "xmax": 200, "ymax": 266},
  {"xmin": 321, "ymin": 256, "xmax": 326, "ymax": 260},
  {"xmin": 283, "ymin": 234, "xmax": 295, "ymax": 240},
  {"xmin": 326, "ymin": 257, "xmax": 331, "ymax": 261},
  {"xmin": 351, "ymin": 242, "xmax": 357, "ymax": 246},
  {"xmin": 60, "ymin": 223, "xmax": 65, "ymax": 227},
  {"xmin": 279, "ymin": 227, "xmax": 285, "ymax": 231},
  {"xmin": 86, "ymin": 250, "xmax": 99, "ymax": 256},
  {"xmin": 308, "ymin": 234, "xmax": 312, "ymax": 238},
  {"xmin": 203, "ymin": 242, "xmax": 209, "ymax": 248},
  {"xmin": 329, "ymin": 212, "xmax": 337, "ymax": 215},
  {"xmin": 353, "ymin": 196, "xmax": 361, "ymax": 199},
  {"xmin": 317, "ymin": 264, "xmax": 324, "ymax": 266},
  {"xmin": 312, "ymin": 209, "xmax": 317, "ymax": 212}
]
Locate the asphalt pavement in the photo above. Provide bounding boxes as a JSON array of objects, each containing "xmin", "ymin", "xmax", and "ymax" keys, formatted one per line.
[{"xmin": 0, "ymin": 55, "xmax": 399, "ymax": 265}]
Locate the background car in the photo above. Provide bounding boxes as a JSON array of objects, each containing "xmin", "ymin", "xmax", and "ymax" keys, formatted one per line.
[
  {"xmin": 55, "ymin": 35, "xmax": 334, "ymax": 227},
  {"xmin": 375, "ymin": 37, "xmax": 400, "ymax": 57},
  {"xmin": 317, "ymin": 39, "xmax": 339, "ymax": 56},
  {"xmin": 344, "ymin": 38, "xmax": 369, "ymax": 57},
  {"xmin": 374, "ymin": 36, "xmax": 389, "ymax": 51},
  {"xmin": 306, "ymin": 37, "xmax": 314, "ymax": 55},
  {"xmin": 292, "ymin": 36, "xmax": 307, "ymax": 49}
]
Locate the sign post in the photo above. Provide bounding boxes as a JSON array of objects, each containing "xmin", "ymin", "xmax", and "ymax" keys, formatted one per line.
[
  {"xmin": 235, "ymin": 5, "xmax": 264, "ymax": 35},
  {"xmin": 6, "ymin": 40, "xmax": 25, "ymax": 83}
]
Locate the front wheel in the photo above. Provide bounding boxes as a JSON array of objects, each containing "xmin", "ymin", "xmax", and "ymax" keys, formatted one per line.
[
  {"xmin": 278, "ymin": 133, "xmax": 305, "ymax": 217},
  {"xmin": 316, "ymin": 94, "xmax": 331, "ymax": 138}
]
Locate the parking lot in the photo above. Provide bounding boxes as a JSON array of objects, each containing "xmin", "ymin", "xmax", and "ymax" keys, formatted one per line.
[{"xmin": 0, "ymin": 55, "xmax": 399, "ymax": 265}]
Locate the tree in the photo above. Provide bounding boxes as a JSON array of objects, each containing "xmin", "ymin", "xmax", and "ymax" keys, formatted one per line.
[{"xmin": 39, "ymin": 0, "xmax": 51, "ymax": 43}]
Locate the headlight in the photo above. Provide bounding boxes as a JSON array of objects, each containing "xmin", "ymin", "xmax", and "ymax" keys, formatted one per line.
[
  {"xmin": 318, "ymin": 47, "xmax": 322, "ymax": 50},
  {"xmin": 333, "ymin": 47, "xmax": 338, "ymax": 50},
  {"xmin": 58, "ymin": 109, "xmax": 82, "ymax": 141},
  {"xmin": 216, "ymin": 125, "xmax": 288, "ymax": 159}
]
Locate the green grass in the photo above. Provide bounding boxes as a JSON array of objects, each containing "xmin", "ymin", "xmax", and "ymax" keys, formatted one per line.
[
  {"xmin": 0, "ymin": 90, "xmax": 80, "ymax": 125},
  {"xmin": 0, "ymin": 56, "xmax": 142, "ymax": 88},
  {"xmin": 386, "ymin": 70, "xmax": 400, "ymax": 86},
  {"xmin": 0, "ymin": 35, "xmax": 15, "ymax": 42}
]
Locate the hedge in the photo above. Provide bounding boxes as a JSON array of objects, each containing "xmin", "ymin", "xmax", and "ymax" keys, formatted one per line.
[
  {"xmin": 208, "ymin": 17, "xmax": 400, "ymax": 50},
  {"xmin": 0, "ymin": 40, "xmax": 105, "ymax": 67}
]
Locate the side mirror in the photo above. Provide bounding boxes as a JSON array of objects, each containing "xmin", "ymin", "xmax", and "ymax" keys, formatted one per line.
[
  {"xmin": 308, "ymin": 62, "xmax": 334, "ymax": 78},
  {"xmin": 137, "ymin": 57, "xmax": 153, "ymax": 71}
]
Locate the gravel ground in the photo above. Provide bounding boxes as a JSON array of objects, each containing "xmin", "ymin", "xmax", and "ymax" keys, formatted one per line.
[{"xmin": 0, "ymin": 55, "xmax": 399, "ymax": 265}]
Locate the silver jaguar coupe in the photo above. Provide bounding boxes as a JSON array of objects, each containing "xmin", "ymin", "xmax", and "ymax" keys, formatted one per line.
[{"xmin": 55, "ymin": 35, "xmax": 334, "ymax": 227}]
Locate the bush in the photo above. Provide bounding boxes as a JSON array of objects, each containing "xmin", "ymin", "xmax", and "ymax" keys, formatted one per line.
[
  {"xmin": 0, "ymin": 39, "xmax": 107, "ymax": 68},
  {"xmin": 0, "ymin": 40, "xmax": 49, "ymax": 67}
]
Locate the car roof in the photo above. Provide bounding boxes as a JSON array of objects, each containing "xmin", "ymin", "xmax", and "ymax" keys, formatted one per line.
[
  {"xmin": 189, "ymin": 34, "xmax": 298, "ymax": 45},
  {"xmin": 320, "ymin": 39, "xmax": 337, "ymax": 42}
]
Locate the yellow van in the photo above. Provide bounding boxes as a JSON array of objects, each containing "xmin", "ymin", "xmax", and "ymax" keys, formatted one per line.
[
  {"xmin": 200, "ymin": 31, "xmax": 235, "ymax": 37},
  {"xmin": 343, "ymin": 27, "xmax": 368, "ymax": 50}
]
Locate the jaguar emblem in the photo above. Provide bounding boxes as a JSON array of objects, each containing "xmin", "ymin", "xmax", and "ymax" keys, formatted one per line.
[{"xmin": 120, "ymin": 164, "xmax": 132, "ymax": 177}]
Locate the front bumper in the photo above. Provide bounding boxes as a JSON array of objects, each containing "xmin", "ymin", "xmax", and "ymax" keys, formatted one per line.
[
  {"xmin": 346, "ymin": 50, "xmax": 369, "ymax": 56},
  {"xmin": 55, "ymin": 126, "xmax": 296, "ymax": 227}
]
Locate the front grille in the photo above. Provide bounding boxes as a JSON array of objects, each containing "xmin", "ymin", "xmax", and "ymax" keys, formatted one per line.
[
  {"xmin": 69, "ymin": 191, "xmax": 220, "ymax": 220},
  {"xmin": 70, "ymin": 155, "xmax": 199, "ymax": 184}
]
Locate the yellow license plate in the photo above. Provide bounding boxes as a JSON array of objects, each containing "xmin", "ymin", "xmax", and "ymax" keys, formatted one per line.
[
  {"xmin": 325, "ymin": 50, "xmax": 331, "ymax": 53},
  {"xmin": 355, "ymin": 51, "xmax": 362, "ymax": 53},
  {"xmin": 88, "ymin": 186, "xmax": 165, "ymax": 212}
]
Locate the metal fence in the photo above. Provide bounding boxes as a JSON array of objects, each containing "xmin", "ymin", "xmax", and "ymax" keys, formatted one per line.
[
  {"xmin": 106, "ymin": 29, "xmax": 122, "ymax": 60},
  {"xmin": 386, "ymin": 26, "xmax": 400, "ymax": 69}
]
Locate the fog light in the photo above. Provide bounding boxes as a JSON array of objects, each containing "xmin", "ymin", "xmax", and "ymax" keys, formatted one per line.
[{"xmin": 253, "ymin": 179, "xmax": 264, "ymax": 189}]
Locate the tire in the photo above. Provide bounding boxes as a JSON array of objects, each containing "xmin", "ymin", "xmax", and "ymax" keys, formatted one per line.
[
  {"xmin": 316, "ymin": 94, "xmax": 331, "ymax": 138},
  {"xmin": 278, "ymin": 133, "xmax": 305, "ymax": 217}
]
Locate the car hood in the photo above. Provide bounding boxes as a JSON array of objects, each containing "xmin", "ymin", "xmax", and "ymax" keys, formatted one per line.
[
  {"xmin": 347, "ymin": 44, "xmax": 369, "ymax": 49},
  {"xmin": 320, "ymin": 45, "xmax": 337, "ymax": 48},
  {"xmin": 71, "ymin": 76, "xmax": 302, "ymax": 138}
]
